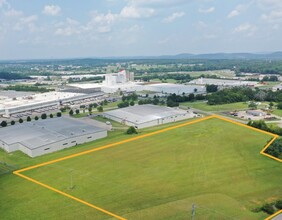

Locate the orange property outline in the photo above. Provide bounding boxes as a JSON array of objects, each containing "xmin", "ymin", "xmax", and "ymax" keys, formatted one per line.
[{"xmin": 13, "ymin": 115, "xmax": 282, "ymax": 220}]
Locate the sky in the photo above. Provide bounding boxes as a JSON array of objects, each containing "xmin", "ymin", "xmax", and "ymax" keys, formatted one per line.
[{"xmin": 0, "ymin": 0, "xmax": 282, "ymax": 59}]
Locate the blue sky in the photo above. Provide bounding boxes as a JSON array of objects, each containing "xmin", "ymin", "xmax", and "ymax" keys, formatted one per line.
[{"xmin": 0, "ymin": 0, "xmax": 282, "ymax": 59}]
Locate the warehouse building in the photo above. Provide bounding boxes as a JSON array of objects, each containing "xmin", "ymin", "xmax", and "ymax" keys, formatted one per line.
[
  {"xmin": 0, "ymin": 117, "xmax": 107, "ymax": 157},
  {"xmin": 103, "ymin": 104, "xmax": 198, "ymax": 129}
]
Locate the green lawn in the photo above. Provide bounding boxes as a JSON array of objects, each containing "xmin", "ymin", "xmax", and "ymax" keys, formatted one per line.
[
  {"xmin": 12, "ymin": 118, "xmax": 281, "ymax": 220},
  {"xmin": 182, "ymin": 101, "xmax": 249, "ymax": 112}
]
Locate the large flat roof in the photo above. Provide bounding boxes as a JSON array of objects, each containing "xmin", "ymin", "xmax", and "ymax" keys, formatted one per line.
[
  {"xmin": 0, "ymin": 117, "xmax": 106, "ymax": 149},
  {"xmin": 104, "ymin": 104, "xmax": 190, "ymax": 124}
]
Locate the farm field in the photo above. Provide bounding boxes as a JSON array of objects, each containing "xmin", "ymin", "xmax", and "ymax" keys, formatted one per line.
[
  {"xmin": 182, "ymin": 101, "xmax": 249, "ymax": 112},
  {"xmin": 14, "ymin": 117, "xmax": 282, "ymax": 220}
]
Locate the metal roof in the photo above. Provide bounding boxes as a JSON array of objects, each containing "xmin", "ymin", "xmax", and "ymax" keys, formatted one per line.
[
  {"xmin": 0, "ymin": 117, "xmax": 106, "ymax": 149},
  {"xmin": 104, "ymin": 104, "xmax": 191, "ymax": 124}
]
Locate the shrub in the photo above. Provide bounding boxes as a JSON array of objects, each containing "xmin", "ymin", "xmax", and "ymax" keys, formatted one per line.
[
  {"xmin": 276, "ymin": 200, "xmax": 282, "ymax": 209},
  {"xmin": 50, "ymin": 114, "xmax": 53, "ymax": 118},
  {"xmin": 11, "ymin": 120, "xmax": 15, "ymax": 125},
  {"xmin": 261, "ymin": 203, "xmax": 275, "ymax": 215},
  {"xmin": 1, "ymin": 121, "xmax": 7, "ymax": 127},
  {"xmin": 35, "ymin": 116, "xmax": 39, "ymax": 120},
  {"xmin": 19, "ymin": 118, "xmax": 23, "ymax": 123},
  {"xmin": 97, "ymin": 106, "xmax": 103, "ymax": 112},
  {"xmin": 69, "ymin": 109, "xmax": 74, "ymax": 116},
  {"xmin": 75, "ymin": 109, "xmax": 80, "ymax": 114},
  {"xmin": 41, "ymin": 113, "xmax": 47, "ymax": 120},
  {"xmin": 27, "ymin": 116, "xmax": 32, "ymax": 122},
  {"xmin": 57, "ymin": 112, "xmax": 62, "ymax": 117},
  {"xmin": 126, "ymin": 126, "xmax": 138, "ymax": 135}
]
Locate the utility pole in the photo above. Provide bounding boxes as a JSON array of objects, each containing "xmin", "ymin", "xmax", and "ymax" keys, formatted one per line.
[{"xmin": 191, "ymin": 203, "xmax": 196, "ymax": 220}]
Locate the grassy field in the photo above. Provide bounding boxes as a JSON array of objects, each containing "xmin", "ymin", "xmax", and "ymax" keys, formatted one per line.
[
  {"xmin": 182, "ymin": 101, "xmax": 249, "ymax": 112},
  {"xmin": 9, "ymin": 118, "xmax": 281, "ymax": 220}
]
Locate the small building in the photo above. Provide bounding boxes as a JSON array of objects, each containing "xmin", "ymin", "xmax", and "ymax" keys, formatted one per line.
[
  {"xmin": 246, "ymin": 110, "xmax": 266, "ymax": 117},
  {"xmin": 103, "ymin": 104, "xmax": 198, "ymax": 129},
  {"xmin": 0, "ymin": 117, "xmax": 107, "ymax": 157}
]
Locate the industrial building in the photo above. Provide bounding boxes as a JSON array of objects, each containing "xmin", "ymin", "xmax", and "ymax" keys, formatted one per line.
[
  {"xmin": 188, "ymin": 77, "xmax": 258, "ymax": 87},
  {"xmin": 0, "ymin": 91, "xmax": 105, "ymax": 118},
  {"xmin": 143, "ymin": 83, "xmax": 206, "ymax": 95},
  {"xmin": 103, "ymin": 104, "xmax": 198, "ymax": 129},
  {"xmin": 0, "ymin": 117, "xmax": 107, "ymax": 157}
]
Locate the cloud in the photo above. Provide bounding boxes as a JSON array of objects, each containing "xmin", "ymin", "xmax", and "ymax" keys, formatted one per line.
[
  {"xmin": 163, "ymin": 12, "xmax": 185, "ymax": 23},
  {"xmin": 233, "ymin": 23, "xmax": 257, "ymax": 36},
  {"xmin": 120, "ymin": 5, "xmax": 155, "ymax": 18},
  {"xmin": 198, "ymin": 7, "xmax": 215, "ymax": 14},
  {"xmin": 55, "ymin": 18, "xmax": 80, "ymax": 36},
  {"xmin": 4, "ymin": 9, "xmax": 23, "ymax": 17},
  {"xmin": 43, "ymin": 5, "xmax": 61, "ymax": 16},
  {"xmin": 227, "ymin": 4, "xmax": 247, "ymax": 18},
  {"xmin": 262, "ymin": 10, "xmax": 282, "ymax": 22},
  {"xmin": 158, "ymin": 37, "xmax": 170, "ymax": 44}
]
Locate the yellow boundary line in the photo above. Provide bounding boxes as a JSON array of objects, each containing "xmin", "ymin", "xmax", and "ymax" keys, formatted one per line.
[{"xmin": 13, "ymin": 115, "xmax": 281, "ymax": 220}]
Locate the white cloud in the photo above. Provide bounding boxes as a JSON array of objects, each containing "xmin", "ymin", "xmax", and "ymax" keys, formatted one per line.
[
  {"xmin": 158, "ymin": 37, "xmax": 170, "ymax": 44},
  {"xmin": 43, "ymin": 5, "xmax": 61, "ymax": 16},
  {"xmin": 120, "ymin": 6, "xmax": 155, "ymax": 18},
  {"xmin": 163, "ymin": 12, "xmax": 185, "ymax": 23},
  {"xmin": 233, "ymin": 23, "xmax": 257, "ymax": 36},
  {"xmin": 261, "ymin": 10, "xmax": 282, "ymax": 22},
  {"xmin": 227, "ymin": 4, "xmax": 248, "ymax": 18},
  {"xmin": 4, "ymin": 9, "xmax": 23, "ymax": 17},
  {"xmin": 55, "ymin": 18, "xmax": 80, "ymax": 36},
  {"xmin": 198, "ymin": 7, "xmax": 215, "ymax": 14}
]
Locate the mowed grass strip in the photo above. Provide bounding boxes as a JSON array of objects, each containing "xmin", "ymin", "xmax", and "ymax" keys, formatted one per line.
[{"xmin": 23, "ymin": 118, "xmax": 281, "ymax": 220}]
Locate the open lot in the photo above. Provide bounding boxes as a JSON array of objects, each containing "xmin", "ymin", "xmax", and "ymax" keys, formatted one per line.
[
  {"xmin": 12, "ymin": 117, "xmax": 282, "ymax": 220},
  {"xmin": 182, "ymin": 101, "xmax": 249, "ymax": 112}
]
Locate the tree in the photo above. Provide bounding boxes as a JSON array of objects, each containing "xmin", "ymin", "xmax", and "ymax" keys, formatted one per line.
[
  {"xmin": 269, "ymin": 102, "xmax": 274, "ymax": 109},
  {"xmin": 57, "ymin": 112, "xmax": 62, "ymax": 117},
  {"xmin": 130, "ymin": 101, "xmax": 135, "ymax": 106},
  {"xmin": 27, "ymin": 116, "xmax": 32, "ymax": 122},
  {"xmin": 248, "ymin": 102, "xmax": 257, "ymax": 110},
  {"xmin": 103, "ymin": 100, "xmax": 108, "ymax": 105},
  {"xmin": 41, "ymin": 113, "xmax": 47, "ymax": 119},
  {"xmin": 50, "ymin": 113, "xmax": 53, "ymax": 118},
  {"xmin": 69, "ymin": 109, "xmax": 74, "ymax": 116},
  {"xmin": 206, "ymin": 84, "xmax": 218, "ymax": 93},
  {"xmin": 75, "ymin": 109, "xmax": 80, "ymax": 114},
  {"xmin": 126, "ymin": 126, "xmax": 138, "ymax": 134},
  {"xmin": 152, "ymin": 98, "xmax": 159, "ymax": 105},
  {"xmin": 93, "ymin": 103, "xmax": 98, "ymax": 108},
  {"xmin": 88, "ymin": 107, "xmax": 92, "ymax": 115},
  {"xmin": 97, "ymin": 106, "xmax": 103, "ymax": 112},
  {"xmin": 11, "ymin": 120, "xmax": 15, "ymax": 125},
  {"xmin": 277, "ymin": 102, "xmax": 282, "ymax": 110},
  {"xmin": 1, "ymin": 121, "xmax": 7, "ymax": 127},
  {"xmin": 35, "ymin": 116, "xmax": 39, "ymax": 120},
  {"xmin": 19, "ymin": 118, "xmax": 23, "ymax": 123}
]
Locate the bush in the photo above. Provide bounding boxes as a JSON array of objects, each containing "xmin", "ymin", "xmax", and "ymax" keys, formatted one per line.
[
  {"xmin": 126, "ymin": 126, "xmax": 138, "ymax": 134},
  {"xmin": 69, "ymin": 109, "xmax": 74, "ymax": 116},
  {"xmin": 57, "ymin": 112, "xmax": 62, "ymax": 117},
  {"xmin": 35, "ymin": 116, "xmax": 39, "ymax": 120},
  {"xmin": 261, "ymin": 203, "xmax": 275, "ymax": 215},
  {"xmin": 130, "ymin": 101, "xmax": 135, "ymax": 106},
  {"xmin": 1, "ymin": 121, "xmax": 7, "ymax": 127},
  {"xmin": 19, "ymin": 118, "xmax": 23, "ymax": 123},
  {"xmin": 97, "ymin": 106, "xmax": 103, "ymax": 112},
  {"xmin": 27, "ymin": 116, "xmax": 32, "ymax": 122},
  {"xmin": 75, "ymin": 109, "xmax": 80, "ymax": 114},
  {"xmin": 11, "ymin": 120, "xmax": 15, "ymax": 125},
  {"xmin": 276, "ymin": 200, "xmax": 282, "ymax": 209},
  {"xmin": 50, "ymin": 114, "xmax": 53, "ymax": 118},
  {"xmin": 41, "ymin": 113, "xmax": 47, "ymax": 120}
]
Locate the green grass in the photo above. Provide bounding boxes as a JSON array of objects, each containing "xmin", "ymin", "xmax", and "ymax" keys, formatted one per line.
[
  {"xmin": 182, "ymin": 101, "xmax": 249, "ymax": 112},
  {"xmin": 11, "ymin": 118, "xmax": 281, "ymax": 220}
]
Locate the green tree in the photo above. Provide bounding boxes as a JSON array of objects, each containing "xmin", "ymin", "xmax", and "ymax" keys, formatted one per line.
[
  {"xmin": 75, "ymin": 109, "xmax": 80, "ymax": 115},
  {"xmin": 248, "ymin": 102, "xmax": 257, "ymax": 110},
  {"xmin": 19, "ymin": 118, "xmax": 23, "ymax": 123},
  {"xmin": 129, "ymin": 101, "xmax": 135, "ymax": 106},
  {"xmin": 69, "ymin": 109, "xmax": 74, "ymax": 116},
  {"xmin": 88, "ymin": 107, "xmax": 92, "ymax": 114},
  {"xmin": 277, "ymin": 102, "xmax": 282, "ymax": 110},
  {"xmin": 11, "ymin": 120, "xmax": 15, "ymax": 125},
  {"xmin": 50, "ymin": 114, "xmax": 53, "ymax": 118},
  {"xmin": 126, "ymin": 126, "xmax": 138, "ymax": 134},
  {"xmin": 269, "ymin": 102, "xmax": 274, "ymax": 109},
  {"xmin": 41, "ymin": 113, "xmax": 47, "ymax": 119},
  {"xmin": 97, "ymin": 106, "xmax": 103, "ymax": 112},
  {"xmin": 35, "ymin": 116, "xmax": 39, "ymax": 120},
  {"xmin": 27, "ymin": 116, "xmax": 32, "ymax": 122},
  {"xmin": 57, "ymin": 112, "xmax": 62, "ymax": 117},
  {"xmin": 1, "ymin": 121, "xmax": 7, "ymax": 127}
]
